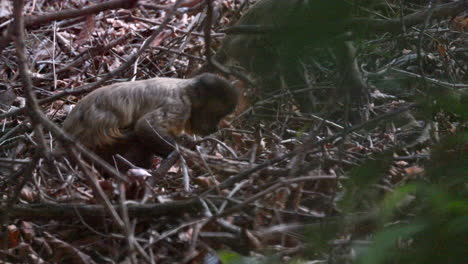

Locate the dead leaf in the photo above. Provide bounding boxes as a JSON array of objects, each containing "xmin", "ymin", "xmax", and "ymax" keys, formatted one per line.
[
  {"xmin": 51, "ymin": 100, "xmax": 65, "ymax": 110},
  {"xmin": 63, "ymin": 104, "xmax": 75, "ymax": 114},
  {"xmin": 152, "ymin": 156, "xmax": 161, "ymax": 167},
  {"xmin": 180, "ymin": 0, "xmax": 203, "ymax": 8},
  {"xmin": 109, "ymin": 18, "xmax": 126, "ymax": 28},
  {"xmin": 107, "ymin": 57, "xmax": 121, "ymax": 71},
  {"xmin": 451, "ymin": 15, "xmax": 468, "ymax": 31},
  {"xmin": 168, "ymin": 165, "xmax": 180, "ymax": 173},
  {"xmin": 395, "ymin": 160, "xmax": 408, "ymax": 167},
  {"xmin": 19, "ymin": 221, "xmax": 35, "ymax": 242},
  {"xmin": 20, "ymin": 186, "xmax": 37, "ymax": 202},
  {"xmin": 127, "ymin": 168, "xmax": 151, "ymax": 178},
  {"xmin": 8, "ymin": 225, "xmax": 20, "ymax": 248},
  {"xmin": 0, "ymin": 0, "xmax": 12, "ymax": 18},
  {"xmin": 404, "ymin": 166, "xmax": 424, "ymax": 176},
  {"xmin": 193, "ymin": 176, "xmax": 219, "ymax": 188},
  {"xmin": 75, "ymin": 15, "xmax": 96, "ymax": 46},
  {"xmin": 99, "ymin": 180, "xmax": 115, "ymax": 198},
  {"xmin": 402, "ymin": 49, "xmax": 412, "ymax": 54},
  {"xmin": 436, "ymin": 44, "xmax": 448, "ymax": 57}
]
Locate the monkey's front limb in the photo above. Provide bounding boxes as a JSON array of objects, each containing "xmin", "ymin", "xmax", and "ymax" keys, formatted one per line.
[{"xmin": 134, "ymin": 109, "xmax": 188, "ymax": 158}]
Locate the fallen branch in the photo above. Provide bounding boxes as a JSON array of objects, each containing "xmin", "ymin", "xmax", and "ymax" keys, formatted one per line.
[{"xmin": 0, "ymin": 200, "xmax": 202, "ymax": 220}]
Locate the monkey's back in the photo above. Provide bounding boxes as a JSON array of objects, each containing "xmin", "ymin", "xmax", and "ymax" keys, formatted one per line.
[{"xmin": 63, "ymin": 78, "xmax": 193, "ymax": 149}]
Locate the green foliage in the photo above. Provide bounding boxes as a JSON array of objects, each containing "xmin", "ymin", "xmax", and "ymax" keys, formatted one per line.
[
  {"xmin": 355, "ymin": 132, "xmax": 467, "ymax": 264},
  {"xmin": 303, "ymin": 221, "xmax": 341, "ymax": 257},
  {"xmin": 357, "ymin": 182, "xmax": 468, "ymax": 264},
  {"xmin": 358, "ymin": 221, "xmax": 426, "ymax": 264},
  {"xmin": 218, "ymin": 251, "xmax": 246, "ymax": 264},
  {"xmin": 330, "ymin": 130, "xmax": 467, "ymax": 264},
  {"xmin": 338, "ymin": 152, "xmax": 393, "ymax": 212},
  {"xmin": 219, "ymin": 250, "xmax": 280, "ymax": 264},
  {"xmin": 419, "ymin": 86, "xmax": 468, "ymax": 120},
  {"xmin": 426, "ymin": 133, "xmax": 468, "ymax": 192}
]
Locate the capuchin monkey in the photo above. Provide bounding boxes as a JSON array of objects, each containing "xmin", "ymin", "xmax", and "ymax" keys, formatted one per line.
[{"xmin": 62, "ymin": 73, "xmax": 238, "ymax": 171}]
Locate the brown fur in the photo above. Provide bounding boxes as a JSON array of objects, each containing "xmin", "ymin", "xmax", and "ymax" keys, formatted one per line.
[{"xmin": 63, "ymin": 73, "xmax": 238, "ymax": 170}]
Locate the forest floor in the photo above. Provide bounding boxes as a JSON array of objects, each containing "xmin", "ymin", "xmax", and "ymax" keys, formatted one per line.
[{"xmin": 0, "ymin": 0, "xmax": 466, "ymax": 263}]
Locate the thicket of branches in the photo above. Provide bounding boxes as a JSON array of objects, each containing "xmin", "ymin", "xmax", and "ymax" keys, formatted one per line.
[{"xmin": 0, "ymin": 0, "xmax": 466, "ymax": 263}]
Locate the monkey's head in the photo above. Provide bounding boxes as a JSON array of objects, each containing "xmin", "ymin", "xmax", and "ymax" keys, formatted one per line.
[{"xmin": 186, "ymin": 73, "xmax": 239, "ymax": 136}]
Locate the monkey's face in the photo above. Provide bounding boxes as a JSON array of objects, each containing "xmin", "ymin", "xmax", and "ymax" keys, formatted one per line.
[
  {"xmin": 186, "ymin": 73, "xmax": 238, "ymax": 136},
  {"xmin": 188, "ymin": 100, "xmax": 234, "ymax": 136}
]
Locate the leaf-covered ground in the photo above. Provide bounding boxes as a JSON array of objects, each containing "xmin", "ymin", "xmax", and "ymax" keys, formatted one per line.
[{"xmin": 0, "ymin": 0, "xmax": 466, "ymax": 263}]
